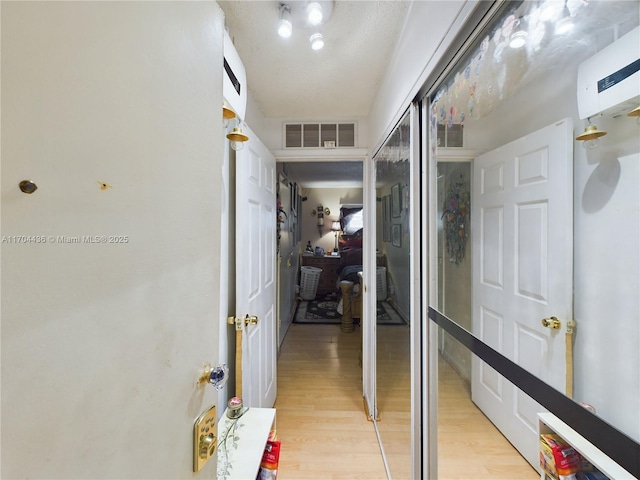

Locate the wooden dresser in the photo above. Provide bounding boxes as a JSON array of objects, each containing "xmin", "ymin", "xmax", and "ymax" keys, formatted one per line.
[{"xmin": 301, "ymin": 254, "xmax": 341, "ymax": 296}]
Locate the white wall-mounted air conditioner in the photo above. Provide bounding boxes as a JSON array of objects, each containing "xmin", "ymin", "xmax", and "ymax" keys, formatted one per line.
[
  {"xmin": 223, "ymin": 30, "xmax": 247, "ymax": 122},
  {"xmin": 577, "ymin": 26, "xmax": 639, "ymax": 119}
]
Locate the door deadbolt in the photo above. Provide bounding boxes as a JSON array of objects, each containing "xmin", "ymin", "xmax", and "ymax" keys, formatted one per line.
[
  {"xmin": 193, "ymin": 405, "xmax": 217, "ymax": 472},
  {"xmin": 199, "ymin": 433, "xmax": 216, "ymax": 459},
  {"xmin": 541, "ymin": 316, "xmax": 561, "ymax": 329}
]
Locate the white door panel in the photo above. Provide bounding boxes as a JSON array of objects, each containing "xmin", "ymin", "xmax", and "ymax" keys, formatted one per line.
[
  {"xmin": 480, "ymin": 206, "xmax": 504, "ymax": 288},
  {"xmin": 236, "ymin": 128, "xmax": 277, "ymax": 408},
  {"xmin": 472, "ymin": 118, "xmax": 573, "ymax": 469}
]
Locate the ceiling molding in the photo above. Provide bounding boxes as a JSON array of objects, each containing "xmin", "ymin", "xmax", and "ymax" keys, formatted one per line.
[
  {"xmin": 274, "ymin": 148, "xmax": 368, "ymax": 163},
  {"xmin": 436, "ymin": 148, "xmax": 480, "ymax": 161}
]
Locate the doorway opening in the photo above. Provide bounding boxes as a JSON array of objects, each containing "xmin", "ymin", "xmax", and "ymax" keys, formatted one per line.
[{"xmin": 276, "ymin": 160, "xmax": 364, "ymax": 347}]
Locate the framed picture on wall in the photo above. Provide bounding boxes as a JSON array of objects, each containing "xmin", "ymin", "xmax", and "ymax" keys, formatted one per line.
[
  {"xmin": 290, "ymin": 182, "xmax": 298, "ymax": 217},
  {"xmin": 402, "ymin": 184, "xmax": 409, "ymax": 211},
  {"xmin": 383, "ymin": 195, "xmax": 391, "ymax": 242},
  {"xmin": 295, "ymin": 194, "xmax": 302, "ymax": 242},
  {"xmin": 392, "ymin": 224, "xmax": 401, "ymax": 247},
  {"xmin": 391, "ymin": 183, "xmax": 401, "ymax": 218}
]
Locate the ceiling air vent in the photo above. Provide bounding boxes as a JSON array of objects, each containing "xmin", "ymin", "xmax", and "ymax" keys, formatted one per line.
[
  {"xmin": 437, "ymin": 123, "xmax": 463, "ymax": 148},
  {"xmin": 285, "ymin": 122, "xmax": 356, "ymax": 148}
]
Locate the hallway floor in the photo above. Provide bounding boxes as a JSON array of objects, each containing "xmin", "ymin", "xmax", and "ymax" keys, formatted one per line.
[
  {"xmin": 275, "ymin": 324, "xmax": 386, "ymax": 479},
  {"xmin": 274, "ymin": 323, "xmax": 538, "ymax": 479}
]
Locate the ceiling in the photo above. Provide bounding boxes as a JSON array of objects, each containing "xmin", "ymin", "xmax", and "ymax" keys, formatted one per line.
[
  {"xmin": 218, "ymin": 1, "xmax": 411, "ymax": 189},
  {"xmin": 217, "ymin": 0, "xmax": 410, "ymax": 119},
  {"xmin": 283, "ymin": 160, "xmax": 363, "ymax": 188}
]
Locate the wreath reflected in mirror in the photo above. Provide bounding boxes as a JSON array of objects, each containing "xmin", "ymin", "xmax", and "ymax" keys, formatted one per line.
[{"xmin": 441, "ymin": 176, "xmax": 470, "ymax": 265}]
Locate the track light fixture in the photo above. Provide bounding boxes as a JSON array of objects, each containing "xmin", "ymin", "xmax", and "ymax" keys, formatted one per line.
[
  {"xmin": 509, "ymin": 18, "xmax": 528, "ymax": 49},
  {"xmin": 307, "ymin": 2, "xmax": 323, "ymax": 26},
  {"xmin": 278, "ymin": 4, "xmax": 292, "ymax": 38},
  {"xmin": 276, "ymin": 1, "xmax": 332, "ymax": 49},
  {"xmin": 309, "ymin": 32, "xmax": 324, "ymax": 50}
]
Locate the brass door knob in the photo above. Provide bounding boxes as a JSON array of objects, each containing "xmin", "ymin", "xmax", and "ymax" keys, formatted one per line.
[
  {"xmin": 227, "ymin": 315, "xmax": 258, "ymax": 328},
  {"xmin": 541, "ymin": 316, "xmax": 561, "ymax": 329}
]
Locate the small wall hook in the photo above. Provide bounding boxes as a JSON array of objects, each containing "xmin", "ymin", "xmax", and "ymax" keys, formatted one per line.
[{"xmin": 19, "ymin": 180, "xmax": 38, "ymax": 194}]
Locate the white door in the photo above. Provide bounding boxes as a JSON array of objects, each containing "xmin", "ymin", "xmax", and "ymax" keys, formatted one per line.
[
  {"xmin": 471, "ymin": 118, "xmax": 573, "ymax": 468},
  {"xmin": 235, "ymin": 126, "xmax": 277, "ymax": 408}
]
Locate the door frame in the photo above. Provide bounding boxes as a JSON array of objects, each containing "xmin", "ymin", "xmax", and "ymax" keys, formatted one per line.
[{"xmin": 362, "ymin": 154, "xmax": 376, "ymax": 418}]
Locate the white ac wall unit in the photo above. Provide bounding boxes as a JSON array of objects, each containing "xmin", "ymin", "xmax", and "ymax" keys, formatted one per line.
[
  {"xmin": 223, "ymin": 30, "xmax": 247, "ymax": 122},
  {"xmin": 577, "ymin": 26, "xmax": 639, "ymax": 120}
]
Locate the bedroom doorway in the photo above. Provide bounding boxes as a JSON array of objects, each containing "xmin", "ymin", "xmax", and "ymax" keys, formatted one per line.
[{"xmin": 275, "ymin": 160, "xmax": 364, "ymax": 346}]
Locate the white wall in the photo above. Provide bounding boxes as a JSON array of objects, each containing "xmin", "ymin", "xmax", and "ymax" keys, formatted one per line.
[
  {"xmin": 1, "ymin": 3, "xmax": 225, "ymax": 478},
  {"xmin": 573, "ymin": 120, "xmax": 640, "ymax": 442},
  {"xmin": 245, "ymin": 93, "xmax": 272, "ymax": 148},
  {"xmin": 301, "ymin": 188, "xmax": 364, "ymax": 255}
]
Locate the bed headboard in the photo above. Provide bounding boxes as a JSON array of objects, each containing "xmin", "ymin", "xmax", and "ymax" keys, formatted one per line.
[{"xmin": 339, "ymin": 204, "xmax": 363, "ymax": 248}]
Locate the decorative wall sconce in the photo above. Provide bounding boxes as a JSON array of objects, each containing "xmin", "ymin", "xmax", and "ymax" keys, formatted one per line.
[
  {"xmin": 226, "ymin": 125, "xmax": 250, "ymax": 151},
  {"xmin": 223, "ymin": 102, "xmax": 236, "ymax": 122},
  {"xmin": 222, "ymin": 101, "xmax": 249, "ymax": 150},
  {"xmin": 316, "ymin": 204, "xmax": 324, "ymax": 227},
  {"xmin": 628, "ymin": 105, "xmax": 640, "ymax": 117},
  {"xmin": 576, "ymin": 120, "xmax": 607, "ymax": 150}
]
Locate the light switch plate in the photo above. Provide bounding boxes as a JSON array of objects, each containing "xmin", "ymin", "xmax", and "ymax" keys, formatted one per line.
[{"xmin": 193, "ymin": 405, "xmax": 217, "ymax": 472}]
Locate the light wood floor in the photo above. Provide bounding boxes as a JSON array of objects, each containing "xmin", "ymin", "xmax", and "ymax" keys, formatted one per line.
[
  {"xmin": 274, "ymin": 323, "xmax": 538, "ymax": 479},
  {"xmin": 275, "ymin": 324, "xmax": 386, "ymax": 479},
  {"xmin": 437, "ymin": 355, "xmax": 538, "ymax": 479}
]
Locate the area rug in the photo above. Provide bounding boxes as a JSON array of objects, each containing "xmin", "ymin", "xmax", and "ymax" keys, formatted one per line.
[{"xmin": 294, "ymin": 293, "xmax": 405, "ymax": 325}]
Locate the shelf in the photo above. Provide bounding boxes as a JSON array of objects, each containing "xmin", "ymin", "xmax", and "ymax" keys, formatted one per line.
[
  {"xmin": 217, "ymin": 407, "xmax": 276, "ymax": 480},
  {"xmin": 538, "ymin": 412, "xmax": 635, "ymax": 480}
]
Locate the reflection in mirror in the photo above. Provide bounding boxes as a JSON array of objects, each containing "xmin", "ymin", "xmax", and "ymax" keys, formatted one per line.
[
  {"xmin": 436, "ymin": 162, "xmax": 472, "ymax": 378},
  {"xmin": 436, "ymin": 162, "xmax": 537, "ymax": 476},
  {"xmin": 374, "ymin": 112, "xmax": 411, "ymax": 478},
  {"xmin": 437, "ymin": 327, "xmax": 536, "ymax": 477},
  {"xmin": 431, "ymin": 0, "xmax": 639, "ymax": 476}
]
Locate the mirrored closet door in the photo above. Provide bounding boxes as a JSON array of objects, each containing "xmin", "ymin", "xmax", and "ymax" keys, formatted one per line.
[{"xmin": 372, "ymin": 112, "xmax": 413, "ymax": 478}]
